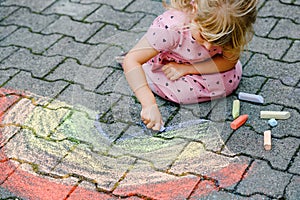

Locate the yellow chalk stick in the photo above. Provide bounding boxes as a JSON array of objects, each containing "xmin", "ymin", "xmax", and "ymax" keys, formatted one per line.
[
  {"xmin": 264, "ymin": 130, "xmax": 272, "ymax": 151},
  {"xmin": 232, "ymin": 100, "xmax": 240, "ymax": 119},
  {"xmin": 260, "ymin": 111, "xmax": 291, "ymax": 120}
]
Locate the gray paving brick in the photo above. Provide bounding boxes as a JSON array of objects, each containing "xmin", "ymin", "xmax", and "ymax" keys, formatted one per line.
[
  {"xmin": 46, "ymin": 58, "xmax": 114, "ymax": 91},
  {"xmin": 0, "ymin": 6, "xmax": 18, "ymax": 21},
  {"xmin": 260, "ymin": 79, "xmax": 300, "ymax": 108},
  {"xmin": 87, "ymin": 24, "xmax": 124, "ymax": 44},
  {"xmin": 0, "ymin": 68, "xmax": 19, "ymax": 86},
  {"xmin": 283, "ymin": 40, "xmax": 300, "ymax": 62},
  {"xmin": 132, "ymin": 14, "xmax": 157, "ymax": 30},
  {"xmin": 85, "ymin": 5, "xmax": 145, "ymax": 30},
  {"xmin": 56, "ymin": 84, "xmax": 121, "ymax": 116},
  {"xmin": 0, "ymin": 48, "xmax": 64, "ymax": 78},
  {"xmin": 258, "ymin": 0, "xmax": 300, "ymax": 23},
  {"xmin": 45, "ymin": 37, "xmax": 108, "ymax": 65},
  {"xmin": 226, "ymin": 126, "xmax": 299, "ymax": 170},
  {"xmin": 248, "ymin": 36, "xmax": 292, "ymax": 60},
  {"xmin": 42, "ymin": 16, "xmax": 103, "ymax": 42},
  {"xmin": 126, "ymin": 0, "xmax": 165, "ymax": 16},
  {"xmin": 91, "ymin": 46, "xmax": 124, "ymax": 67},
  {"xmin": 1, "ymin": 0, "xmax": 56, "ymax": 12},
  {"xmin": 236, "ymin": 160, "xmax": 292, "ymax": 198},
  {"xmin": 4, "ymin": 71, "xmax": 68, "ymax": 101},
  {"xmin": 73, "ymin": 0, "xmax": 132, "ymax": 10},
  {"xmin": 43, "ymin": 0, "xmax": 97, "ymax": 20},
  {"xmin": 269, "ymin": 19, "xmax": 300, "ymax": 39},
  {"xmin": 0, "ymin": 28, "xmax": 61, "ymax": 54},
  {"xmin": 236, "ymin": 76, "xmax": 267, "ymax": 94},
  {"xmin": 243, "ymin": 54, "xmax": 300, "ymax": 86},
  {"xmin": 0, "ymin": 46, "xmax": 18, "ymax": 61},
  {"xmin": 288, "ymin": 151, "xmax": 300, "ymax": 174},
  {"xmin": 0, "ymin": 25, "xmax": 17, "ymax": 40},
  {"xmin": 286, "ymin": 176, "xmax": 300, "ymax": 200},
  {"xmin": 254, "ymin": 17, "xmax": 277, "ymax": 37},
  {"xmin": 1, "ymin": 8, "xmax": 59, "ymax": 32}
]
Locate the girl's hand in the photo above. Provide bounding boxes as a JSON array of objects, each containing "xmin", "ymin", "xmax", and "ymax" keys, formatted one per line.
[
  {"xmin": 140, "ymin": 104, "xmax": 163, "ymax": 131},
  {"xmin": 162, "ymin": 62, "xmax": 190, "ymax": 81}
]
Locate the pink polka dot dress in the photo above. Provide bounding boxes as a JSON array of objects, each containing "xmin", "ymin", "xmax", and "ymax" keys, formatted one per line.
[{"xmin": 142, "ymin": 9, "xmax": 242, "ymax": 104}]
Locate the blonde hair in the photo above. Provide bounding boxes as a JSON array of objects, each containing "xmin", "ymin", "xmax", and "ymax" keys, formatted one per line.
[{"xmin": 163, "ymin": 0, "xmax": 258, "ymax": 56}]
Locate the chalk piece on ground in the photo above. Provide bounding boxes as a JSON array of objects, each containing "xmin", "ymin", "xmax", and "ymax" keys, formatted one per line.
[
  {"xmin": 268, "ymin": 118, "xmax": 278, "ymax": 127},
  {"xmin": 260, "ymin": 111, "xmax": 291, "ymax": 120},
  {"xmin": 159, "ymin": 125, "xmax": 166, "ymax": 132},
  {"xmin": 230, "ymin": 114, "xmax": 248, "ymax": 130},
  {"xmin": 232, "ymin": 100, "xmax": 240, "ymax": 119},
  {"xmin": 238, "ymin": 92, "xmax": 264, "ymax": 104},
  {"xmin": 264, "ymin": 130, "xmax": 272, "ymax": 151}
]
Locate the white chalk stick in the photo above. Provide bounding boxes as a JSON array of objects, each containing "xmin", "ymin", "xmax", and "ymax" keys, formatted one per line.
[
  {"xmin": 232, "ymin": 100, "xmax": 240, "ymax": 119},
  {"xmin": 260, "ymin": 111, "xmax": 291, "ymax": 120},
  {"xmin": 238, "ymin": 92, "xmax": 264, "ymax": 104},
  {"xmin": 159, "ymin": 125, "xmax": 166, "ymax": 132},
  {"xmin": 264, "ymin": 130, "xmax": 272, "ymax": 151}
]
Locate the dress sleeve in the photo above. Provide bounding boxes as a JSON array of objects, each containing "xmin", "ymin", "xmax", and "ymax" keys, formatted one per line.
[{"xmin": 145, "ymin": 11, "xmax": 181, "ymax": 51}]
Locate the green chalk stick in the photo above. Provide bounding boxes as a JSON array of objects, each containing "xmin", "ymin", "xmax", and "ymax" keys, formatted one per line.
[{"xmin": 232, "ymin": 100, "xmax": 240, "ymax": 119}]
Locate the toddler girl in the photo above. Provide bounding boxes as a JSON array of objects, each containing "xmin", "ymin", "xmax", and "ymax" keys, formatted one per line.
[{"xmin": 122, "ymin": 0, "xmax": 258, "ymax": 130}]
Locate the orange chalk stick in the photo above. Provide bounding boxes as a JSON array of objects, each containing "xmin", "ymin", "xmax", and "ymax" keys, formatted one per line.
[{"xmin": 230, "ymin": 114, "xmax": 248, "ymax": 130}]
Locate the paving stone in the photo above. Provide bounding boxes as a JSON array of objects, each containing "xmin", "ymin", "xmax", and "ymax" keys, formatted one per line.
[
  {"xmin": 53, "ymin": 144, "xmax": 135, "ymax": 191},
  {"xmin": 45, "ymin": 37, "xmax": 107, "ymax": 65},
  {"xmin": 0, "ymin": 48, "xmax": 64, "ymax": 78},
  {"xmin": 254, "ymin": 17, "xmax": 278, "ymax": 37},
  {"xmin": 0, "ymin": 69, "xmax": 19, "ymax": 85},
  {"xmin": 283, "ymin": 40, "xmax": 300, "ymax": 62},
  {"xmin": 0, "ymin": 25, "xmax": 17, "ymax": 40},
  {"xmin": 236, "ymin": 76, "xmax": 267, "ymax": 94},
  {"xmin": 45, "ymin": 58, "xmax": 114, "ymax": 91},
  {"xmin": 85, "ymin": 5, "xmax": 145, "ymax": 30},
  {"xmin": 91, "ymin": 46, "xmax": 124, "ymax": 67},
  {"xmin": 288, "ymin": 150, "xmax": 300, "ymax": 175},
  {"xmin": 258, "ymin": 0, "xmax": 300, "ymax": 23},
  {"xmin": 0, "ymin": 6, "xmax": 18, "ymax": 21},
  {"xmin": 43, "ymin": 0, "xmax": 97, "ymax": 20},
  {"xmin": 87, "ymin": 24, "xmax": 124, "ymax": 44},
  {"xmin": 0, "ymin": 46, "xmax": 18, "ymax": 61},
  {"xmin": 1, "ymin": 8, "xmax": 59, "ymax": 32},
  {"xmin": 114, "ymin": 161, "xmax": 199, "ymax": 200},
  {"xmin": 1, "ymin": 0, "xmax": 57, "ymax": 12},
  {"xmin": 4, "ymin": 129, "xmax": 75, "ymax": 172},
  {"xmin": 286, "ymin": 176, "xmax": 300, "ymax": 199},
  {"xmin": 1, "ymin": 28, "xmax": 61, "ymax": 54},
  {"xmin": 4, "ymin": 71, "xmax": 68, "ymax": 101},
  {"xmin": 74, "ymin": 0, "xmax": 132, "ymax": 10},
  {"xmin": 260, "ymin": 79, "xmax": 300, "ymax": 108},
  {"xmin": 225, "ymin": 126, "xmax": 300, "ymax": 170},
  {"xmin": 55, "ymin": 84, "xmax": 121, "ymax": 117},
  {"xmin": 269, "ymin": 19, "xmax": 300, "ymax": 39},
  {"xmin": 42, "ymin": 16, "xmax": 103, "ymax": 42},
  {"xmin": 133, "ymin": 14, "xmax": 157, "ymax": 30},
  {"xmin": 126, "ymin": 0, "xmax": 165, "ymax": 16},
  {"xmin": 1, "ymin": 163, "xmax": 78, "ymax": 200},
  {"xmin": 95, "ymin": 69, "xmax": 132, "ymax": 95},
  {"xmin": 243, "ymin": 54, "xmax": 300, "ymax": 86},
  {"xmin": 270, "ymin": 108, "xmax": 300, "ymax": 138},
  {"xmin": 248, "ymin": 36, "xmax": 292, "ymax": 60},
  {"xmin": 236, "ymin": 160, "xmax": 292, "ymax": 198}
]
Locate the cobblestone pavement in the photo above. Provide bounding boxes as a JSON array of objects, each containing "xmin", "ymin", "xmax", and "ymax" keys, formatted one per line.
[{"xmin": 0, "ymin": 0, "xmax": 299, "ymax": 199}]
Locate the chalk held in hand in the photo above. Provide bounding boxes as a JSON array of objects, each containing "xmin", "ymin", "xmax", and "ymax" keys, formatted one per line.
[
  {"xmin": 264, "ymin": 130, "xmax": 272, "ymax": 151},
  {"xmin": 232, "ymin": 100, "xmax": 240, "ymax": 119},
  {"xmin": 238, "ymin": 92, "xmax": 264, "ymax": 104},
  {"xmin": 230, "ymin": 114, "xmax": 248, "ymax": 130},
  {"xmin": 260, "ymin": 111, "xmax": 291, "ymax": 120},
  {"xmin": 268, "ymin": 118, "xmax": 278, "ymax": 127}
]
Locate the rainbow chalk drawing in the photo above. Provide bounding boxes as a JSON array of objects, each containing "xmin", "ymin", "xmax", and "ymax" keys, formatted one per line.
[
  {"xmin": 238, "ymin": 92, "xmax": 264, "ymax": 104},
  {"xmin": 260, "ymin": 111, "xmax": 291, "ymax": 120},
  {"xmin": 0, "ymin": 87, "xmax": 250, "ymax": 199}
]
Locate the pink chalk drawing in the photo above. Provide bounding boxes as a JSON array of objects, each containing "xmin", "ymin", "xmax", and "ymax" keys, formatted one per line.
[{"xmin": 0, "ymin": 87, "xmax": 249, "ymax": 199}]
